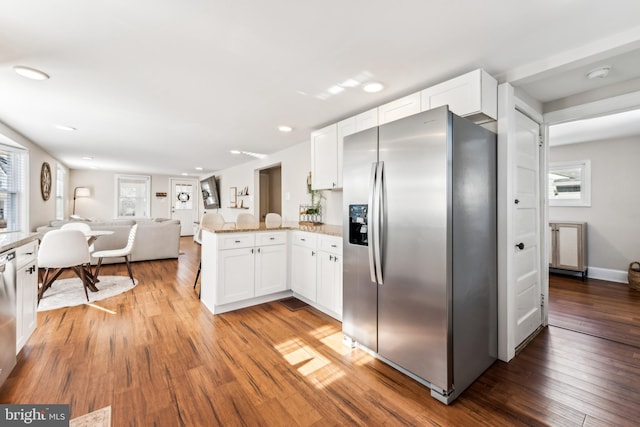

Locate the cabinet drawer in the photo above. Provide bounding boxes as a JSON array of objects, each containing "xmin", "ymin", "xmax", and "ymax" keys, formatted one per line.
[
  {"xmin": 16, "ymin": 240, "xmax": 38, "ymax": 268},
  {"xmin": 256, "ymin": 231, "xmax": 286, "ymax": 246},
  {"xmin": 318, "ymin": 236, "xmax": 342, "ymax": 255},
  {"xmin": 218, "ymin": 233, "xmax": 255, "ymax": 250},
  {"xmin": 291, "ymin": 231, "xmax": 317, "ymax": 249}
]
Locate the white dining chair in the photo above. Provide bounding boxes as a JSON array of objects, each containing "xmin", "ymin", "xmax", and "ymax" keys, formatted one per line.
[
  {"xmin": 61, "ymin": 222, "xmax": 94, "ymax": 251},
  {"xmin": 38, "ymin": 229, "xmax": 92, "ymax": 303},
  {"xmin": 236, "ymin": 213, "xmax": 258, "ymax": 229},
  {"xmin": 265, "ymin": 213, "xmax": 282, "ymax": 228},
  {"xmin": 91, "ymin": 224, "xmax": 138, "ymax": 285},
  {"xmin": 193, "ymin": 213, "xmax": 225, "ymax": 297}
]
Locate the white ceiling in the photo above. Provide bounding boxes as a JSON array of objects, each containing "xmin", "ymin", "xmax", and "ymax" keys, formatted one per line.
[{"xmin": 2, "ymin": 1, "xmax": 640, "ymax": 176}]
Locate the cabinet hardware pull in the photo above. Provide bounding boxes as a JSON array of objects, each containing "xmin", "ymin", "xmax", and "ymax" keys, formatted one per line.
[
  {"xmin": 515, "ymin": 242, "xmax": 525, "ymax": 250},
  {"xmin": 311, "ymin": 251, "xmax": 315, "ymax": 256},
  {"xmin": 331, "ymin": 244, "xmax": 337, "ymax": 248},
  {"xmin": 334, "ymin": 257, "xmax": 338, "ymax": 262},
  {"xmin": 257, "ymin": 248, "xmax": 261, "ymax": 253},
  {"xmin": 251, "ymin": 248, "xmax": 254, "ymax": 254},
  {"xmin": 270, "ymin": 237, "xmax": 275, "ymax": 240},
  {"xmin": 235, "ymin": 240, "xmax": 241, "ymax": 243},
  {"xmin": 514, "ymin": 199, "xmax": 520, "ymax": 204},
  {"xmin": 329, "ymin": 255, "xmax": 333, "ymax": 261},
  {"xmin": 25, "ymin": 252, "xmax": 34, "ymax": 255},
  {"xmin": 301, "ymin": 238, "xmax": 306, "ymax": 242}
]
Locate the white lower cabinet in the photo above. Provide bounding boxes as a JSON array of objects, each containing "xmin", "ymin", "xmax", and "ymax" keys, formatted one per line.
[
  {"xmin": 255, "ymin": 244, "xmax": 287, "ymax": 297},
  {"xmin": 16, "ymin": 240, "xmax": 38, "ymax": 353},
  {"xmin": 202, "ymin": 231, "xmax": 287, "ymax": 311},
  {"xmin": 316, "ymin": 238, "xmax": 342, "ymax": 319},
  {"xmin": 291, "ymin": 232, "xmax": 317, "ymax": 301},
  {"xmin": 291, "ymin": 231, "xmax": 343, "ymax": 320},
  {"xmin": 218, "ymin": 247, "xmax": 256, "ymax": 304}
]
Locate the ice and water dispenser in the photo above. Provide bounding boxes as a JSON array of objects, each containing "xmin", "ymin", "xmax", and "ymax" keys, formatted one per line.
[{"xmin": 348, "ymin": 204, "xmax": 368, "ymax": 246}]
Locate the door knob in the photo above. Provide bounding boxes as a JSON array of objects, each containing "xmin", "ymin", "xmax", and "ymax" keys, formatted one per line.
[{"xmin": 516, "ymin": 242, "xmax": 525, "ymax": 250}]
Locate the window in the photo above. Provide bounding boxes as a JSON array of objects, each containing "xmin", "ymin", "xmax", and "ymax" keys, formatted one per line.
[
  {"xmin": 55, "ymin": 163, "xmax": 65, "ymax": 220},
  {"xmin": 548, "ymin": 160, "xmax": 591, "ymax": 207},
  {"xmin": 115, "ymin": 174, "xmax": 150, "ymax": 218},
  {"xmin": 0, "ymin": 145, "xmax": 26, "ymax": 232}
]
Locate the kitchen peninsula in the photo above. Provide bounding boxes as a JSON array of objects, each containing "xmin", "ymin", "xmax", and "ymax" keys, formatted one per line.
[{"xmin": 199, "ymin": 222, "xmax": 342, "ymax": 319}]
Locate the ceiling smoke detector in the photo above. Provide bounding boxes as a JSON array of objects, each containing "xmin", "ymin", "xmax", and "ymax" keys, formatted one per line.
[{"xmin": 586, "ymin": 66, "xmax": 611, "ymax": 80}]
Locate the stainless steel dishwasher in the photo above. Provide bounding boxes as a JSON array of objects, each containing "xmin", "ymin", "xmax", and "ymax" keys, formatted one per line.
[{"xmin": 0, "ymin": 250, "xmax": 17, "ymax": 387}]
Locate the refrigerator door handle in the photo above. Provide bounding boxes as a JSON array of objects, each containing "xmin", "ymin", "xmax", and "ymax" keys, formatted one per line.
[
  {"xmin": 367, "ymin": 162, "xmax": 378, "ymax": 283},
  {"xmin": 374, "ymin": 161, "xmax": 384, "ymax": 285}
]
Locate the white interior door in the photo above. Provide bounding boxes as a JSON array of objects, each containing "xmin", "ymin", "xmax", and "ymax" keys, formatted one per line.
[
  {"xmin": 170, "ymin": 178, "xmax": 198, "ymax": 236},
  {"xmin": 513, "ymin": 111, "xmax": 543, "ymax": 346}
]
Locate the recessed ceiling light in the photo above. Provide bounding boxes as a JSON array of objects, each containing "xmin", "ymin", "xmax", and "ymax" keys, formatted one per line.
[
  {"xmin": 181, "ymin": 173, "xmax": 188, "ymax": 176},
  {"xmin": 278, "ymin": 125, "xmax": 293, "ymax": 132},
  {"xmin": 195, "ymin": 167, "xmax": 203, "ymax": 171},
  {"xmin": 81, "ymin": 156, "xmax": 94, "ymax": 161},
  {"xmin": 230, "ymin": 150, "xmax": 241, "ymax": 155},
  {"xmin": 586, "ymin": 66, "xmax": 611, "ymax": 80},
  {"xmin": 55, "ymin": 125, "xmax": 76, "ymax": 131},
  {"xmin": 13, "ymin": 65, "xmax": 50, "ymax": 81},
  {"xmin": 363, "ymin": 82, "xmax": 384, "ymax": 93}
]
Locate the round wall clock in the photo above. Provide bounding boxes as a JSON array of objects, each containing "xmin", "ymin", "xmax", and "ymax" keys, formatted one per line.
[{"xmin": 40, "ymin": 162, "xmax": 52, "ymax": 201}]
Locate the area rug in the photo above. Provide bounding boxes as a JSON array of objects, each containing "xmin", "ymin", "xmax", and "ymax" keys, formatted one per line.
[
  {"xmin": 38, "ymin": 276, "xmax": 138, "ymax": 312},
  {"xmin": 70, "ymin": 406, "xmax": 111, "ymax": 427},
  {"xmin": 279, "ymin": 297, "xmax": 309, "ymax": 311}
]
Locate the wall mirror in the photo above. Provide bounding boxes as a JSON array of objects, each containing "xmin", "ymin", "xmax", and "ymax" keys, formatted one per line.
[{"xmin": 548, "ymin": 160, "xmax": 591, "ymax": 207}]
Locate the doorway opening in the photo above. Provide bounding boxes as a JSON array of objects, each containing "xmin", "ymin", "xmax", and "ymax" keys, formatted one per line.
[{"xmin": 258, "ymin": 165, "xmax": 282, "ymax": 221}]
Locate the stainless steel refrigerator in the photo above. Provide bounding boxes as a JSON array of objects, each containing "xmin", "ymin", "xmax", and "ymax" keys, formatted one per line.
[{"xmin": 342, "ymin": 106, "xmax": 497, "ymax": 404}]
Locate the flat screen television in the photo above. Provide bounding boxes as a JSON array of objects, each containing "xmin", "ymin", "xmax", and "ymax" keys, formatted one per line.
[{"xmin": 200, "ymin": 175, "xmax": 220, "ymax": 209}]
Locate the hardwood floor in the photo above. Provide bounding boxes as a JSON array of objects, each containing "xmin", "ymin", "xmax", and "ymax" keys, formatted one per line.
[
  {"xmin": 548, "ymin": 273, "xmax": 640, "ymax": 348},
  {"xmin": 2, "ymin": 239, "xmax": 640, "ymax": 426}
]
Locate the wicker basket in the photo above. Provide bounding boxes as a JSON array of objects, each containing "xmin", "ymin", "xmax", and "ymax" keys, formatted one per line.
[{"xmin": 628, "ymin": 262, "xmax": 640, "ymax": 291}]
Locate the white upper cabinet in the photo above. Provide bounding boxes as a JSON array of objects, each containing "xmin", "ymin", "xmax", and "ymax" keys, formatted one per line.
[
  {"xmin": 420, "ymin": 69, "xmax": 497, "ymax": 123},
  {"xmin": 310, "ymin": 123, "xmax": 338, "ymax": 190},
  {"xmin": 355, "ymin": 108, "xmax": 378, "ymax": 131},
  {"xmin": 378, "ymin": 92, "xmax": 421, "ymax": 125},
  {"xmin": 313, "ymin": 108, "xmax": 379, "ymax": 191}
]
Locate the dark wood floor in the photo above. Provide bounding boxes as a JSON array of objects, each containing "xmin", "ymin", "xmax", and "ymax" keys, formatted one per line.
[{"xmin": 1, "ymin": 239, "xmax": 640, "ymax": 426}]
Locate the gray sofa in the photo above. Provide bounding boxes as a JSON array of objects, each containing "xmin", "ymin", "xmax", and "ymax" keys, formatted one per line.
[{"xmin": 36, "ymin": 218, "xmax": 181, "ymax": 264}]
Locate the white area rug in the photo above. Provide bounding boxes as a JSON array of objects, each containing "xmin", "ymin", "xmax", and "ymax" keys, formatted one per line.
[
  {"xmin": 38, "ymin": 275, "xmax": 138, "ymax": 311},
  {"xmin": 70, "ymin": 406, "xmax": 111, "ymax": 427}
]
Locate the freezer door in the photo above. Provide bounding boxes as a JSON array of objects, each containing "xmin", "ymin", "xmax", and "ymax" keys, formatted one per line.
[
  {"xmin": 377, "ymin": 107, "xmax": 452, "ymax": 391},
  {"xmin": 342, "ymin": 127, "xmax": 379, "ymax": 351}
]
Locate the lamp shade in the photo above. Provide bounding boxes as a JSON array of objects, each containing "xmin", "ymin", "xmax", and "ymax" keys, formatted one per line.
[{"xmin": 74, "ymin": 187, "xmax": 91, "ymax": 198}]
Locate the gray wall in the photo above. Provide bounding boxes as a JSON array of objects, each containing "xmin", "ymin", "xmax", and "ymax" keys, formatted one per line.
[{"xmin": 549, "ymin": 135, "xmax": 640, "ymax": 271}]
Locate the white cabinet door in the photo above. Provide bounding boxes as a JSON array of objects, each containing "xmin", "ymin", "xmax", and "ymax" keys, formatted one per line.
[
  {"xmin": 217, "ymin": 247, "xmax": 255, "ymax": 304},
  {"xmin": 291, "ymin": 244, "xmax": 317, "ymax": 301},
  {"xmin": 255, "ymin": 244, "xmax": 287, "ymax": 297},
  {"xmin": 355, "ymin": 108, "xmax": 378, "ymax": 131},
  {"xmin": 316, "ymin": 251, "xmax": 342, "ymax": 318},
  {"xmin": 310, "ymin": 123, "xmax": 339, "ymax": 190},
  {"xmin": 16, "ymin": 261, "xmax": 37, "ymax": 353},
  {"xmin": 378, "ymin": 92, "xmax": 421, "ymax": 125},
  {"xmin": 420, "ymin": 69, "xmax": 497, "ymax": 122}
]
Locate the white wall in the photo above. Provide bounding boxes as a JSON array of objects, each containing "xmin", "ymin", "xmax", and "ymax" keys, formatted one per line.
[
  {"xmin": 0, "ymin": 121, "xmax": 70, "ymax": 231},
  {"xmin": 549, "ymin": 135, "xmax": 640, "ymax": 272},
  {"xmin": 207, "ymin": 140, "xmax": 342, "ymax": 226},
  {"xmin": 68, "ymin": 170, "xmax": 180, "ymax": 221}
]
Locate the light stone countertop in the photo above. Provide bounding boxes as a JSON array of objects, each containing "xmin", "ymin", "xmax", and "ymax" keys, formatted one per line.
[
  {"xmin": 0, "ymin": 231, "xmax": 40, "ymax": 253},
  {"xmin": 201, "ymin": 221, "xmax": 342, "ymax": 237}
]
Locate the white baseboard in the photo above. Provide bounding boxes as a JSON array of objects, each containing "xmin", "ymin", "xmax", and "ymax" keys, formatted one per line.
[{"xmin": 587, "ymin": 267, "xmax": 628, "ymax": 284}]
